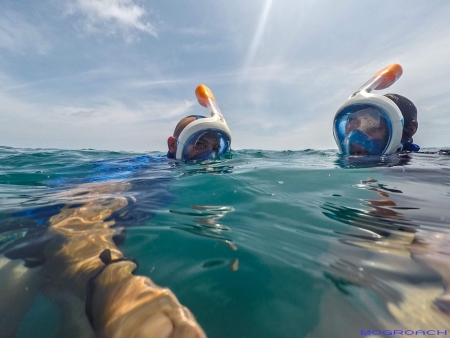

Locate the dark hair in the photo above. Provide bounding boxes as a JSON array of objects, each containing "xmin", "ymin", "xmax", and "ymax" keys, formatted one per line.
[
  {"xmin": 384, "ymin": 93, "xmax": 417, "ymax": 124},
  {"xmin": 384, "ymin": 93, "xmax": 418, "ymax": 142}
]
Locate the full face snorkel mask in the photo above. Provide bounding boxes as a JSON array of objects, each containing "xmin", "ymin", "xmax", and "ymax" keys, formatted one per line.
[
  {"xmin": 175, "ymin": 84, "xmax": 232, "ymax": 161},
  {"xmin": 333, "ymin": 64, "xmax": 405, "ymax": 156}
]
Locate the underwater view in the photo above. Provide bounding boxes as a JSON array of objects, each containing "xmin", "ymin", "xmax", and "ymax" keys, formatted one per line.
[{"xmin": 1, "ymin": 146, "xmax": 450, "ymax": 338}]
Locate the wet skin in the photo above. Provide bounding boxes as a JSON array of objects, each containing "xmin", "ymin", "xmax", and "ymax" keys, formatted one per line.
[{"xmin": 0, "ymin": 181, "xmax": 206, "ymax": 338}]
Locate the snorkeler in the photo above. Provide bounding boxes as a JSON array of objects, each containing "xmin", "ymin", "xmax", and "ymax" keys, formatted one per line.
[
  {"xmin": 167, "ymin": 84, "xmax": 232, "ymax": 161},
  {"xmin": 0, "ymin": 181, "xmax": 207, "ymax": 338},
  {"xmin": 333, "ymin": 64, "xmax": 420, "ymax": 156},
  {"xmin": 0, "ymin": 84, "xmax": 229, "ymax": 338}
]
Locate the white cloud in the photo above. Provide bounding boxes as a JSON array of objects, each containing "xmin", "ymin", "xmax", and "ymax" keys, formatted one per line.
[
  {"xmin": 128, "ymin": 78, "xmax": 188, "ymax": 89},
  {"xmin": 0, "ymin": 11, "xmax": 51, "ymax": 54},
  {"xmin": 3, "ymin": 0, "xmax": 450, "ymax": 151},
  {"xmin": 55, "ymin": 99, "xmax": 195, "ymax": 123},
  {"xmin": 0, "ymin": 86, "xmax": 196, "ymax": 151},
  {"xmin": 68, "ymin": 0, "xmax": 157, "ymax": 40}
]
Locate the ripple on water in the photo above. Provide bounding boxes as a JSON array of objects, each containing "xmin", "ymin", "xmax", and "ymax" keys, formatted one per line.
[{"xmin": 1, "ymin": 147, "xmax": 450, "ymax": 337}]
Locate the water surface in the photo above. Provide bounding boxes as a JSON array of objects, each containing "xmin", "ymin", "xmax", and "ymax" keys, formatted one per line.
[{"xmin": 1, "ymin": 146, "xmax": 450, "ymax": 337}]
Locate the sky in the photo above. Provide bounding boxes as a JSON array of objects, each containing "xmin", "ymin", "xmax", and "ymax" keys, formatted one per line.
[{"xmin": 1, "ymin": 0, "xmax": 450, "ymax": 152}]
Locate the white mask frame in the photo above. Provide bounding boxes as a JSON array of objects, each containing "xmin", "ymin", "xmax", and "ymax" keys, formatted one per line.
[
  {"xmin": 333, "ymin": 64, "xmax": 405, "ymax": 155},
  {"xmin": 175, "ymin": 84, "xmax": 232, "ymax": 160}
]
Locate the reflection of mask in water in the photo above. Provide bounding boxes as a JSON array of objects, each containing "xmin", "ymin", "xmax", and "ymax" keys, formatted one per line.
[
  {"xmin": 175, "ymin": 85, "xmax": 232, "ymax": 161},
  {"xmin": 333, "ymin": 64, "xmax": 405, "ymax": 155}
]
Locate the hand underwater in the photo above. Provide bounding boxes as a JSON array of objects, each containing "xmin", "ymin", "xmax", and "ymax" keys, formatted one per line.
[{"xmin": 86, "ymin": 249, "xmax": 206, "ymax": 338}]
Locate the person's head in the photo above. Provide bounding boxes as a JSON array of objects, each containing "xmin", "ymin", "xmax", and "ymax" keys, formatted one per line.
[
  {"xmin": 344, "ymin": 108, "xmax": 388, "ymax": 140},
  {"xmin": 167, "ymin": 115, "xmax": 197, "ymax": 158},
  {"xmin": 333, "ymin": 64, "xmax": 419, "ymax": 156},
  {"xmin": 343, "ymin": 107, "xmax": 390, "ymax": 155},
  {"xmin": 335, "ymin": 103, "xmax": 394, "ymax": 156},
  {"xmin": 334, "ymin": 96, "xmax": 417, "ymax": 155},
  {"xmin": 167, "ymin": 84, "xmax": 232, "ymax": 161},
  {"xmin": 167, "ymin": 115, "xmax": 232, "ymax": 161},
  {"xmin": 384, "ymin": 93, "xmax": 418, "ymax": 143}
]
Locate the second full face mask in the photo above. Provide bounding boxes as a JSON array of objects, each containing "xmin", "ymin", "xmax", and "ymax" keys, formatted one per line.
[
  {"xmin": 176, "ymin": 85, "xmax": 232, "ymax": 161},
  {"xmin": 333, "ymin": 64, "xmax": 404, "ymax": 156}
]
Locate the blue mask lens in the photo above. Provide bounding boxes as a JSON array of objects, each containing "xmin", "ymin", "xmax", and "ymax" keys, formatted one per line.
[
  {"xmin": 345, "ymin": 129, "xmax": 387, "ymax": 155},
  {"xmin": 181, "ymin": 129, "xmax": 230, "ymax": 161},
  {"xmin": 334, "ymin": 104, "xmax": 392, "ymax": 155}
]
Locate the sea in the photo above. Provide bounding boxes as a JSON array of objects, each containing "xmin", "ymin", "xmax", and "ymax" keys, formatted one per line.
[{"xmin": 1, "ymin": 146, "xmax": 450, "ymax": 338}]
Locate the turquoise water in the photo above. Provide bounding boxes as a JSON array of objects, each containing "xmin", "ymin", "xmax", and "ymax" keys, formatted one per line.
[{"xmin": 1, "ymin": 146, "xmax": 450, "ymax": 337}]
